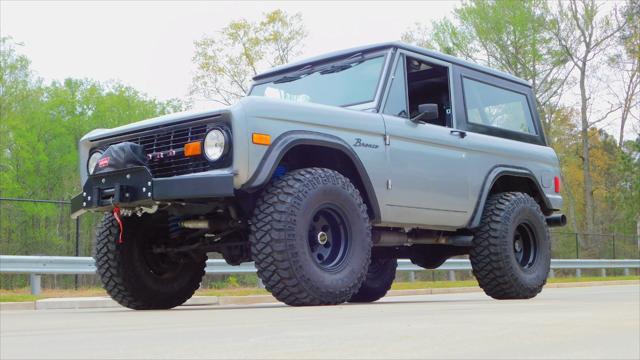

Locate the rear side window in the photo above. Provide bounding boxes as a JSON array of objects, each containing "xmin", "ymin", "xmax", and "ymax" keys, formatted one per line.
[{"xmin": 462, "ymin": 78, "xmax": 536, "ymax": 135}]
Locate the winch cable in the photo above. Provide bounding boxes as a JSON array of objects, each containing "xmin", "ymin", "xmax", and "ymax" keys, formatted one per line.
[{"xmin": 113, "ymin": 207, "xmax": 124, "ymax": 244}]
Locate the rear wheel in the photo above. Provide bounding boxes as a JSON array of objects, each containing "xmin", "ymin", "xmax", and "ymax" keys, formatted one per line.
[
  {"xmin": 349, "ymin": 258, "xmax": 397, "ymax": 303},
  {"xmin": 95, "ymin": 213, "xmax": 206, "ymax": 310},
  {"xmin": 250, "ymin": 168, "xmax": 372, "ymax": 306},
  {"xmin": 470, "ymin": 192, "xmax": 550, "ymax": 299}
]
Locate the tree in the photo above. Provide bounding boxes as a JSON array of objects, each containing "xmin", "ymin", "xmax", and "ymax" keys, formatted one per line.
[
  {"xmin": 0, "ymin": 39, "xmax": 185, "ymax": 260},
  {"xmin": 401, "ymin": 1, "xmax": 640, "ymax": 239},
  {"xmin": 191, "ymin": 10, "xmax": 307, "ymax": 106},
  {"xmin": 550, "ymin": 0, "xmax": 627, "ymax": 235},
  {"xmin": 402, "ymin": 0, "xmax": 572, "ymax": 136},
  {"xmin": 610, "ymin": 0, "xmax": 640, "ymax": 146},
  {"xmin": 0, "ymin": 37, "xmax": 42, "ymax": 178}
]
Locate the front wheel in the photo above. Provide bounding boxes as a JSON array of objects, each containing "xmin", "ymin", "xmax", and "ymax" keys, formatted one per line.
[
  {"xmin": 95, "ymin": 213, "xmax": 206, "ymax": 310},
  {"xmin": 349, "ymin": 258, "xmax": 397, "ymax": 303},
  {"xmin": 470, "ymin": 192, "xmax": 550, "ymax": 299},
  {"xmin": 250, "ymin": 168, "xmax": 372, "ymax": 306}
]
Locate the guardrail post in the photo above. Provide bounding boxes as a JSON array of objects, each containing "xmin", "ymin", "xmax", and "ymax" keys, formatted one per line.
[
  {"xmin": 612, "ymin": 234, "xmax": 616, "ymax": 259},
  {"xmin": 624, "ymin": 268, "xmax": 630, "ymax": 276},
  {"xmin": 75, "ymin": 217, "xmax": 80, "ymax": 290},
  {"xmin": 548, "ymin": 269, "xmax": 555, "ymax": 278},
  {"xmin": 408, "ymin": 271, "xmax": 416, "ymax": 282},
  {"xmin": 30, "ymin": 274, "xmax": 41, "ymax": 295},
  {"xmin": 448, "ymin": 270, "xmax": 456, "ymax": 281},
  {"xmin": 576, "ymin": 268, "xmax": 582, "ymax": 278},
  {"xmin": 257, "ymin": 278, "xmax": 265, "ymax": 289},
  {"xmin": 601, "ymin": 269, "xmax": 607, "ymax": 277}
]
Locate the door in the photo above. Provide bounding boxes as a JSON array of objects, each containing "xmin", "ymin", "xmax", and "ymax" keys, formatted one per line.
[{"xmin": 380, "ymin": 51, "xmax": 470, "ymax": 229}]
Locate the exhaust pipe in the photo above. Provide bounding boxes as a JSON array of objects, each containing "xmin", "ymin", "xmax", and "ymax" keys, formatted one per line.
[
  {"xmin": 179, "ymin": 219, "xmax": 210, "ymax": 229},
  {"xmin": 546, "ymin": 214, "xmax": 566, "ymax": 227}
]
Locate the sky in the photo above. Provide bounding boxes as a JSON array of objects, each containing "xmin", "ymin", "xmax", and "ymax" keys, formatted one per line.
[
  {"xmin": 1, "ymin": 0, "xmax": 458, "ymax": 106},
  {"xmin": 1, "ymin": 0, "xmax": 634, "ymax": 140}
]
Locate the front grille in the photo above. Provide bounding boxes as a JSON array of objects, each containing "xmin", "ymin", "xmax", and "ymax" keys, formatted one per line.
[{"xmin": 105, "ymin": 124, "xmax": 213, "ymax": 178}]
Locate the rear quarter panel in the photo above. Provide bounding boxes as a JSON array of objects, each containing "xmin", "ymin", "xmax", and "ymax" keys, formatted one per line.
[
  {"xmin": 462, "ymin": 132, "xmax": 563, "ymax": 215},
  {"xmin": 450, "ymin": 64, "xmax": 563, "ymax": 221}
]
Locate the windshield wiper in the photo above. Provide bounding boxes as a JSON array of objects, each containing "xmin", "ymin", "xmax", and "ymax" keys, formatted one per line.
[
  {"xmin": 319, "ymin": 53, "xmax": 365, "ymax": 75},
  {"xmin": 272, "ymin": 53, "xmax": 367, "ymax": 81},
  {"xmin": 319, "ymin": 63, "xmax": 356, "ymax": 75},
  {"xmin": 273, "ymin": 74, "xmax": 304, "ymax": 83},
  {"xmin": 273, "ymin": 64, "xmax": 314, "ymax": 83}
]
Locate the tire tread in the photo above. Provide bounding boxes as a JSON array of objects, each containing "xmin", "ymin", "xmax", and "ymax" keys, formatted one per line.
[{"xmin": 249, "ymin": 168, "xmax": 371, "ymax": 306}]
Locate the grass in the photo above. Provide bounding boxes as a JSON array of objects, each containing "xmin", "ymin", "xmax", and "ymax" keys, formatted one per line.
[
  {"xmin": 391, "ymin": 280, "xmax": 479, "ymax": 290},
  {"xmin": 0, "ymin": 293, "xmax": 39, "ymax": 302},
  {"xmin": 1, "ymin": 275, "xmax": 637, "ymax": 303},
  {"xmin": 0, "ymin": 287, "xmax": 107, "ymax": 303},
  {"xmin": 197, "ymin": 288, "xmax": 270, "ymax": 297}
]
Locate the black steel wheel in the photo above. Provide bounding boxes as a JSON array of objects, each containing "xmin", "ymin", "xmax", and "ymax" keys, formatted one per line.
[
  {"xmin": 307, "ymin": 206, "xmax": 351, "ymax": 271},
  {"xmin": 513, "ymin": 222, "xmax": 537, "ymax": 269}
]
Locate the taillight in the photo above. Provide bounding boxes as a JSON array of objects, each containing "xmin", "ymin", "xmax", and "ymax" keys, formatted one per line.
[{"xmin": 554, "ymin": 176, "xmax": 561, "ymax": 193}]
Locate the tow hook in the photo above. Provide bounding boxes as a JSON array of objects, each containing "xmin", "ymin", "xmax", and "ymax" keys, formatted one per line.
[{"xmin": 113, "ymin": 207, "xmax": 124, "ymax": 244}]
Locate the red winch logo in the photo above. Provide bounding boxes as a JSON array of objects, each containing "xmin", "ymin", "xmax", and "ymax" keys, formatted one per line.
[{"xmin": 98, "ymin": 156, "xmax": 110, "ymax": 168}]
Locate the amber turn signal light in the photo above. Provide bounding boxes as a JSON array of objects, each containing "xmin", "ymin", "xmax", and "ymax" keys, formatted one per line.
[
  {"xmin": 184, "ymin": 141, "xmax": 202, "ymax": 157},
  {"xmin": 252, "ymin": 133, "xmax": 271, "ymax": 145}
]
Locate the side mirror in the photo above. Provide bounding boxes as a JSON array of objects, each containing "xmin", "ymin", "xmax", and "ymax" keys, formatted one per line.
[{"xmin": 411, "ymin": 103, "xmax": 439, "ymax": 123}]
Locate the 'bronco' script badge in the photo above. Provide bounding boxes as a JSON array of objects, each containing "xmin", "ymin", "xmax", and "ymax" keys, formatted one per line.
[{"xmin": 353, "ymin": 138, "xmax": 379, "ymax": 149}]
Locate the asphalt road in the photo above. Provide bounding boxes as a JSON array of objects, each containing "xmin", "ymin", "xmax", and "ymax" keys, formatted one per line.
[{"xmin": 1, "ymin": 285, "xmax": 639, "ymax": 360}]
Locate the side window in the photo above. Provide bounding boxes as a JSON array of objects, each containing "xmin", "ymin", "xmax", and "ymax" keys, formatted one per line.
[
  {"xmin": 462, "ymin": 78, "xmax": 536, "ymax": 135},
  {"xmin": 383, "ymin": 55, "xmax": 408, "ymax": 118},
  {"xmin": 405, "ymin": 56, "xmax": 452, "ymax": 127}
]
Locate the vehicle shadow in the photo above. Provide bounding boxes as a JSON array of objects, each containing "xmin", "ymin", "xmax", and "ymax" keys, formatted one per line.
[{"xmin": 169, "ymin": 298, "xmax": 485, "ymax": 312}]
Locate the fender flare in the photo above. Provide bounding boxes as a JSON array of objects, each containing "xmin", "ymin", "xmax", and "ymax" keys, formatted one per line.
[
  {"xmin": 241, "ymin": 130, "xmax": 381, "ymax": 222},
  {"xmin": 467, "ymin": 165, "xmax": 553, "ymax": 229}
]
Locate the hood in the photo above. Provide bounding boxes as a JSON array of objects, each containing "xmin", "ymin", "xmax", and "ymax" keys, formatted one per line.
[{"xmin": 81, "ymin": 107, "xmax": 230, "ymax": 143}]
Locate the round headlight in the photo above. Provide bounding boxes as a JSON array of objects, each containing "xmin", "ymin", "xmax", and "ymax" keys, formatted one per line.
[
  {"xmin": 87, "ymin": 151, "xmax": 103, "ymax": 175},
  {"xmin": 203, "ymin": 129, "xmax": 227, "ymax": 161}
]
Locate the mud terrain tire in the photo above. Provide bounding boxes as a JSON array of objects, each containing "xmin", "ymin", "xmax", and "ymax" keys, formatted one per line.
[
  {"xmin": 95, "ymin": 213, "xmax": 206, "ymax": 310},
  {"xmin": 250, "ymin": 168, "xmax": 372, "ymax": 306},
  {"xmin": 470, "ymin": 192, "xmax": 550, "ymax": 299}
]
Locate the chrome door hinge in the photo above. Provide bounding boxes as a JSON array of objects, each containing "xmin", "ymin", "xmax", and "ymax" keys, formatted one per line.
[
  {"xmin": 384, "ymin": 135, "xmax": 390, "ymax": 146},
  {"xmin": 386, "ymin": 179, "xmax": 392, "ymax": 190}
]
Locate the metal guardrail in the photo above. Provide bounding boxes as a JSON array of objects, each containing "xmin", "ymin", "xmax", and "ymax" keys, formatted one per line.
[
  {"xmin": 2, "ymin": 256, "xmax": 639, "ymax": 274},
  {"xmin": 1, "ymin": 255, "xmax": 638, "ymax": 295}
]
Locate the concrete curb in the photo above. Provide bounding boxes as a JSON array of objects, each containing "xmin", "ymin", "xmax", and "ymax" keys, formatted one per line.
[
  {"xmin": 35, "ymin": 296, "xmax": 120, "ymax": 310},
  {"xmin": 0, "ymin": 301, "xmax": 36, "ymax": 311},
  {"xmin": 32, "ymin": 295, "xmax": 222, "ymax": 310},
  {"xmin": 1, "ymin": 280, "xmax": 638, "ymax": 311},
  {"xmin": 545, "ymin": 280, "xmax": 640, "ymax": 288}
]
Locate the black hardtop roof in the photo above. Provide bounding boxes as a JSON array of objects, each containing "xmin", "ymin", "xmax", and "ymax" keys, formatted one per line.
[{"xmin": 252, "ymin": 41, "xmax": 530, "ymax": 87}]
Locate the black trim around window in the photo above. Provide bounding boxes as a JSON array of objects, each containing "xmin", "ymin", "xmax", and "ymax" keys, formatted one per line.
[
  {"xmin": 458, "ymin": 72, "xmax": 547, "ymax": 146},
  {"xmin": 247, "ymin": 49, "xmax": 391, "ymax": 109}
]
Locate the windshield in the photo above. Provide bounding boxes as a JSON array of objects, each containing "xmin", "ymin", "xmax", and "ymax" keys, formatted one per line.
[{"xmin": 249, "ymin": 55, "xmax": 386, "ymax": 107}]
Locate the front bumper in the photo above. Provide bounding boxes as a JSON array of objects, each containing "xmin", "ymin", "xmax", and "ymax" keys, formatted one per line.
[{"xmin": 71, "ymin": 166, "xmax": 234, "ymax": 218}]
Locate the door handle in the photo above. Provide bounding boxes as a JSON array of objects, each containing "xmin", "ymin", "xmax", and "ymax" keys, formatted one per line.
[{"xmin": 450, "ymin": 130, "xmax": 467, "ymax": 138}]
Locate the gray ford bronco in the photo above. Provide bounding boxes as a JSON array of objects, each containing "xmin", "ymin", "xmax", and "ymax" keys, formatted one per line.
[{"xmin": 71, "ymin": 42, "xmax": 566, "ymax": 309}]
